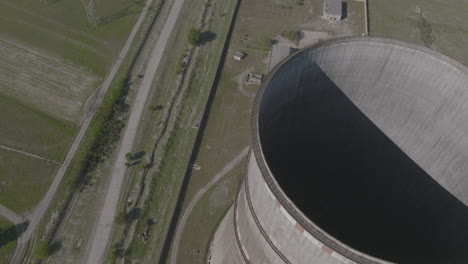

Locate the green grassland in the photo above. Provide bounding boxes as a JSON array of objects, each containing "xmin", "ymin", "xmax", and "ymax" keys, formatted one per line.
[
  {"xmin": 228, "ymin": 0, "xmax": 364, "ymax": 51},
  {"xmin": 0, "ymin": 94, "xmax": 76, "ymax": 161},
  {"xmin": 0, "ymin": 0, "xmax": 147, "ymax": 74},
  {"xmin": 176, "ymin": 164, "xmax": 243, "ymax": 264},
  {"xmin": 0, "ymin": 148, "xmax": 58, "ymax": 213},
  {"xmin": 0, "ymin": 0, "xmax": 148, "ymax": 230},
  {"xmin": 0, "ymin": 217, "xmax": 17, "ymax": 262},
  {"xmin": 368, "ymin": 0, "xmax": 468, "ymax": 64}
]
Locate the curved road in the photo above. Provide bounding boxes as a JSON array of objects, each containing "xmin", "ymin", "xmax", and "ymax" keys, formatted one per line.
[
  {"xmin": 85, "ymin": 0, "xmax": 189, "ymax": 262},
  {"xmin": 9, "ymin": 0, "xmax": 154, "ymax": 262},
  {"xmin": 170, "ymin": 146, "xmax": 250, "ymax": 264}
]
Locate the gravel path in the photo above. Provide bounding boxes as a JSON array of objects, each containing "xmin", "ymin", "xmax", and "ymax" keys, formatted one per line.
[
  {"xmin": 84, "ymin": 0, "xmax": 188, "ymax": 262},
  {"xmin": 8, "ymin": 0, "xmax": 154, "ymax": 262},
  {"xmin": 170, "ymin": 146, "xmax": 250, "ymax": 264}
]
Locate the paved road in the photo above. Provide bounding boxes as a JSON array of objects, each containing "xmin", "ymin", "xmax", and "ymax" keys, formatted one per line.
[
  {"xmin": 0, "ymin": 145, "xmax": 60, "ymax": 165},
  {"xmin": 0, "ymin": 204, "xmax": 22, "ymax": 225},
  {"xmin": 8, "ymin": 0, "xmax": 154, "ymax": 262},
  {"xmin": 170, "ymin": 146, "xmax": 250, "ymax": 264},
  {"xmin": 84, "ymin": 0, "xmax": 188, "ymax": 262}
]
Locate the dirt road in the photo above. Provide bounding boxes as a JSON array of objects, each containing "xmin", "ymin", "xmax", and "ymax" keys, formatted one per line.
[
  {"xmin": 84, "ymin": 0, "xmax": 188, "ymax": 262},
  {"xmin": 0, "ymin": 204, "xmax": 22, "ymax": 225},
  {"xmin": 8, "ymin": 0, "xmax": 154, "ymax": 262},
  {"xmin": 169, "ymin": 146, "xmax": 250, "ymax": 264}
]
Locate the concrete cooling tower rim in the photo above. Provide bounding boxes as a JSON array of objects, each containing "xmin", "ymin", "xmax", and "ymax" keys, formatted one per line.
[{"xmin": 250, "ymin": 36, "xmax": 468, "ymax": 264}]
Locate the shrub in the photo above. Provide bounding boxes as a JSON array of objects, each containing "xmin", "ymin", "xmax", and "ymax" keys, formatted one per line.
[
  {"xmin": 187, "ymin": 28, "xmax": 202, "ymax": 46},
  {"xmin": 176, "ymin": 60, "xmax": 186, "ymax": 74},
  {"xmin": 284, "ymin": 30, "xmax": 301, "ymax": 42},
  {"xmin": 115, "ymin": 211, "xmax": 128, "ymax": 225}
]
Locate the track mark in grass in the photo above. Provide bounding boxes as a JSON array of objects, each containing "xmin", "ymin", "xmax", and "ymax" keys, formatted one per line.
[{"xmin": 418, "ymin": 10, "xmax": 435, "ymax": 47}]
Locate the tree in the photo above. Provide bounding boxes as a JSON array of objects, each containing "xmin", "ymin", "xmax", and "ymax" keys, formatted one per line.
[{"xmin": 187, "ymin": 28, "xmax": 201, "ymax": 46}]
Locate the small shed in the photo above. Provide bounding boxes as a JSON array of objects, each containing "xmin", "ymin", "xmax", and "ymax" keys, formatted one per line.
[
  {"xmin": 233, "ymin": 51, "xmax": 247, "ymax": 61},
  {"xmin": 322, "ymin": 0, "xmax": 342, "ymax": 21},
  {"xmin": 245, "ymin": 73, "xmax": 264, "ymax": 85}
]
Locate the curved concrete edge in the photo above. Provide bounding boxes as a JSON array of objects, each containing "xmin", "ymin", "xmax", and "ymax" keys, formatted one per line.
[{"xmin": 209, "ymin": 206, "xmax": 245, "ymax": 264}]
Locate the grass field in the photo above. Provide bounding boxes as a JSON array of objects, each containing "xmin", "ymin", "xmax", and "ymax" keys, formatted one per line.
[
  {"xmin": 0, "ymin": 0, "xmax": 148, "ymax": 126},
  {"xmin": 0, "ymin": 216, "xmax": 17, "ymax": 262},
  {"xmin": 176, "ymin": 164, "xmax": 243, "ymax": 264},
  {"xmin": 230, "ymin": 0, "xmax": 364, "ymax": 51},
  {"xmin": 0, "ymin": 0, "xmax": 147, "ymax": 74},
  {"xmin": 0, "ymin": 38, "xmax": 100, "ymax": 123},
  {"xmin": 368, "ymin": 0, "xmax": 468, "ymax": 65},
  {"xmin": 0, "ymin": 0, "xmax": 148, "ymax": 216},
  {"xmin": 0, "ymin": 148, "xmax": 58, "ymax": 213},
  {"xmin": 0, "ymin": 93, "xmax": 76, "ymax": 161}
]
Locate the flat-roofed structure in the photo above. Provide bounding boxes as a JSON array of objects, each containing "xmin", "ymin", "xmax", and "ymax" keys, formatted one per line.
[
  {"xmin": 268, "ymin": 44, "xmax": 298, "ymax": 72},
  {"xmin": 323, "ymin": 0, "xmax": 342, "ymax": 20}
]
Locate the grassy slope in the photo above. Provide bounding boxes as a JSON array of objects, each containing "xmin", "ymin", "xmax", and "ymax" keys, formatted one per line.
[
  {"xmin": 0, "ymin": 149, "xmax": 58, "ymax": 213},
  {"xmin": 0, "ymin": 217, "xmax": 17, "ymax": 263},
  {"xmin": 0, "ymin": 0, "xmax": 147, "ymax": 74},
  {"xmin": 176, "ymin": 164, "xmax": 243, "ymax": 264},
  {"xmin": 0, "ymin": 93, "xmax": 76, "ymax": 161},
  {"xmin": 0, "ymin": 0, "xmax": 145, "ymax": 210},
  {"xmin": 368, "ymin": 0, "xmax": 468, "ymax": 64}
]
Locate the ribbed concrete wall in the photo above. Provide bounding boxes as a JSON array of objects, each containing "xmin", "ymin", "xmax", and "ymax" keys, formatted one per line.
[{"xmin": 210, "ymin": 37, "xmax": 468, "ymax": 264}]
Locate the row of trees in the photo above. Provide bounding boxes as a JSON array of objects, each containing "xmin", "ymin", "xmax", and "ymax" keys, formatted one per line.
[{"xmin": 74, "ymin": 76, "xmax": 131, "ymax": 190}]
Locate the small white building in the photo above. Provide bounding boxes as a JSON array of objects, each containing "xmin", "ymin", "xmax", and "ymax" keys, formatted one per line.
[
  {"xmin": 322, "ymin": 0, "xmax": 342, "ymax": 21},
  {"xmin": 233, "ymin": 51, "xmax": 247, "ymax": 61}
]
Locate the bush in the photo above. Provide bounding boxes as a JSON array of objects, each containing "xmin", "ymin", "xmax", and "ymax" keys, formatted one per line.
[
  {"xmin": 33, "ymin": 243, "xmax": 49, "ymax": 260},
  {"xmin": 187, "ymin": 28, "xmax": 201, "ymax": 46},
  {"xmin": 283, "ymin": 30, "xmax": 301, "ymax": 42},
  {"xmin": 262, "ymin": 37, "xmax": 277, "ymax": 51},
  {"xmin": 176, "ymin": 60, "xmax": 186, "ymax": 74},
  {"xmin": 296, "ymin": 0, "xmax": 304, "ymax": 5},
  {"xmin": 115, "ymin": 211, "xmax": 128, "ymax": 225},
  {"xmin": 33, "ymin": 241, "xmax": 62, "ymax": 259}
]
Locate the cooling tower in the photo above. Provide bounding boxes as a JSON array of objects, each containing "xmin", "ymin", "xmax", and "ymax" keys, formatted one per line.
[{"xmin": 209, "ymin": 37, "xmax": 468, "ymax": 264}]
